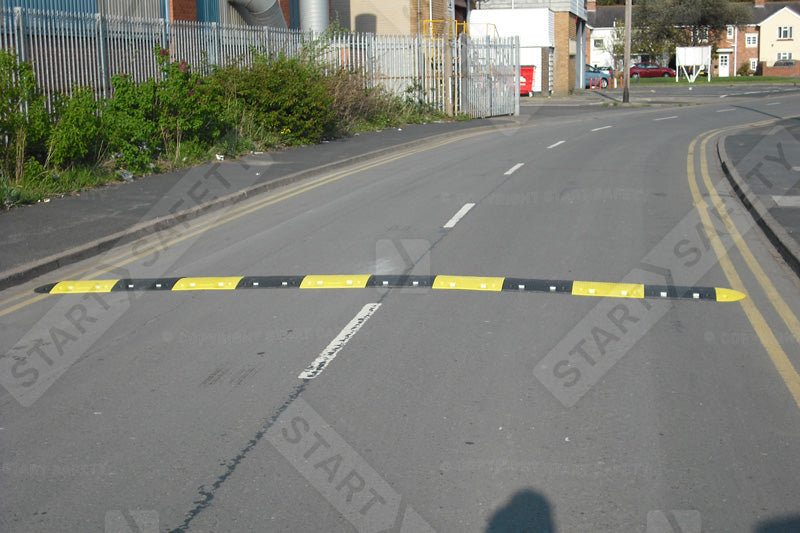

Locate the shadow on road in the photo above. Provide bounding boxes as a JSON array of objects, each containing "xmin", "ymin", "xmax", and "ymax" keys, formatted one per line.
[
  {"xmin": 754, "ymin": 513, "xmax": 800, "ymax": 533},
  {"xmin": 485, "ymin": 488, "xmax": 555, "ymax": 533}
]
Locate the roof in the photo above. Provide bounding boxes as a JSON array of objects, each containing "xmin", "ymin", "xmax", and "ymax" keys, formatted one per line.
[
  {"xmin": 754, "ymin": 3, "xmax": 800, "ymax": 24},
  {"xmin": 587, "ymin": 6, "xmax": 627, "ymax": 28}
]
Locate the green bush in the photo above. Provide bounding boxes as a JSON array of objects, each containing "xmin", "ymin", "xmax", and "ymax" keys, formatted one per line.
[
  {"xmin": 737, "ymin": 62, "xmax": 752, "ymax": 77},
  {"xmin": 104, "ymin": 73, "xmax": 159, "ymax": 173},
  {"xmin": 0, "ymin": 50, "xmax": 50, "ymax": 183},
  {"xmin": 48, "ymin": 87, "xmax": 103, "ymax": 169},
  {"xmin": 153, "ymin": 50, "xmax": 222, "ymax": 164},
  {"xmin": 2, "ymin": 44, "xmax": 447, "ymax": 207},
  {"xmin": 231, "ymin": 54, "xmax": 335, "ymax": 145}
]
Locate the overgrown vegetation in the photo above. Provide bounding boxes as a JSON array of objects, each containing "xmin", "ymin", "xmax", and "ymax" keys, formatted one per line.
[{"xmin": 0, "ymin": 44, "xmax": 444, "ymax": 208}]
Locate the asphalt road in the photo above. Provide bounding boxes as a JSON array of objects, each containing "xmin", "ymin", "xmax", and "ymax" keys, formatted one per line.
[{"xmin": 2, "ymin": 94, "xmax": 800, "ymax": 532}]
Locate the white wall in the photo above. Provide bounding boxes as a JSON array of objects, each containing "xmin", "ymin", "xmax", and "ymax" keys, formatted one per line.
[
  {"xmin": 478, "ymin": 0, "xmax": 585, "ymax": 20},
  {"xmin": 589, "ymin": 27, "xmax": 615, "ymax": 68},
  {"xmin": 469, "ymin": 8, "xmax": 553, "ymax": 93},
  {"xmin": 468, "ymin": 8, "xmax": 554, "ymax": 47}
]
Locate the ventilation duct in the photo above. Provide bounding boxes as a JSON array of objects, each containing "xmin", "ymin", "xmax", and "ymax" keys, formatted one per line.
[
  {"xmin": 300, "ymin": 0, "xmax": 328, "ymax": 33},
  {"xmin": 228, "ymin": 0, "xmax": 286, "ymax": 29}
]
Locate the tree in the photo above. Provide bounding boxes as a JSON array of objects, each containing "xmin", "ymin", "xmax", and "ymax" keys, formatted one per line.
[
  {"xmin": 633, "ymin": 0, "xmax": 682, "ymax": 63},
  {"xmin": 604, "ymin": 20, "xmax": 627, "ymax": 71},
  {"xmin": 634, "ymin": 0, "xmax": 751, "ymax": 62}
]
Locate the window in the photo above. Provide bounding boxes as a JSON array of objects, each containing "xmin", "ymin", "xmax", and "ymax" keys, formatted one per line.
[
  {"xmin": 750, "ymin": 58, "xmax": 759, "ymax": 71},
  {"xmin": 727, "ymin": 26, "xmax": 734, "ymax": 39},
  {"xmin": 593, "ymin": 39, "xmax": 604, "ymax": 48},
  {"xmin": 777, "ymin": 26, "xmax": 793, "ymax": 39},
  {"xmin": 746, "ymin": 34, "xmax": 758, "ymax": 47},
  {"xmin": 777, "ymin": 52, "xmax": 793, "ymax": 60}
]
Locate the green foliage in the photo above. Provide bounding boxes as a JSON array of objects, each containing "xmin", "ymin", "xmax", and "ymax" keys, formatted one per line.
[
  {"xmin": 232, "ymin": 54, "xmax": 335, "ymax": 145},
  {"xmin": 152, "ymin": 50, "xmax": 222, "ymax": 163},
  {"xmin": 104, "ymin": 48, "xmax": 223, "ymax": 172},
  {"xmin": 737, "ymin": 61, "xmax": 753, "ymax": 76},
  {"xmin": 48, "ymin": 87, "xmax": 103, "ymax": 169},
  {"xmin": 2, "ymin": 44, "xmax": 446, "ymax": 208},
  {"xmin": 104, "ymin": 74, "xmax": 159, "ymax": 172},
  {"xmin": 0, "ymin": 50, "xmax": 50, "ymax": 183}
]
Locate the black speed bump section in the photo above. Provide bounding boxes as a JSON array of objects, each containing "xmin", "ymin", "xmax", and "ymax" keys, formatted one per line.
[
  {"xmin": 237, "ymin": 276, "xmax": 306, "ymax": 289},
  {"xmin": 34, "ymin": 275, "xmax": 746, "ymax": 302}
]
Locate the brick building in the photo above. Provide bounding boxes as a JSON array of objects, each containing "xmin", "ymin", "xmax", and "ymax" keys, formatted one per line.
[
  {"xmin": 328, "ymin": 0, "xmax": 473, "ymax": 35},
  {"xmin": 712, "ymin": 0, "xmax": 800, "ymax": 76}
]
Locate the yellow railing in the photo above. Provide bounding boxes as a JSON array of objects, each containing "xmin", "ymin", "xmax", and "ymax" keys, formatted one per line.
[{"xmin": 422, "ymin": 19, "xmax": 468, "ymax": 38}]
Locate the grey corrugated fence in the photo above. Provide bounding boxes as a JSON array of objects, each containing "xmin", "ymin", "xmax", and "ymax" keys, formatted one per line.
[{"xmin": 1, "ymin": 6, "xmax": 519, "ymax": 118}]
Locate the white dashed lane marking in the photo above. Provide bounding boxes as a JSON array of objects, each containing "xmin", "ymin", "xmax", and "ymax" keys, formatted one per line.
[
  {"xmin": 504, "ymin": 163, "xmax": 524, "ymax": 175},
  {"xmin": 298, "ymin": 303, "xmax": 382, "ymax": 380},
  {"xmin": 443, "ymin": 203, "xmax": 476, "ymax": 229}
]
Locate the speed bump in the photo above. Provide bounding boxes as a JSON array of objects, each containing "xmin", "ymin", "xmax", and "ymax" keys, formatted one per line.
[{"xmin": 34, "ymin": 275, "xmax": 746, "ymax": 302}]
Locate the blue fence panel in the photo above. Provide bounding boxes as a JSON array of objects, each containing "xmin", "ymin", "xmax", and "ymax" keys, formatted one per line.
[
  {"xmin": 1, "ymin": 0, "xmax": 97, "ymax": 13},
  {"xmin": 196, "ymin": 0, "xmax": 219, "ymax": 23}
]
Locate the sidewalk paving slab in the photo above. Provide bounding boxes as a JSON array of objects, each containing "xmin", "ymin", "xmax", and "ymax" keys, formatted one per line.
[{"xmin": 718, "ymin": 117, "xmax": 800, "ymax": 278}]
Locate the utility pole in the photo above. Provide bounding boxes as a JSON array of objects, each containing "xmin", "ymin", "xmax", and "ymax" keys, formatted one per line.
[{"xmin": 623, "ymin": 0, "xmax": 632, "ymax": 103}]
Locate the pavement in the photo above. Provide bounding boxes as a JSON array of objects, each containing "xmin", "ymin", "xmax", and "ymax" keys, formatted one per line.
[
  {"xmin": 2, "ymin": 85, "xmax": 800, "ymax": 289},
  {"xmin": 719, "ymin": 117, "xmax": 800, "ymax": 276}
]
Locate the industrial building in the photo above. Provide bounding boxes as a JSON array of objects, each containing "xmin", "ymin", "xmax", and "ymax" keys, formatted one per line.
[{"xmin": 1, "ymin": 1, "xmax": 473, "ymax": 33}]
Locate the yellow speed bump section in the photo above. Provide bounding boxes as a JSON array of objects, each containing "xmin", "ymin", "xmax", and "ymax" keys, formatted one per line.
[
  {"xmin": 433, "ymin": 275, "xmax": 505, "ymax": 291},
  {"xmin": 300, "ymin": 275, "xmax": 372, "ymax": 289},
  {"xmin": 50, "ymin": 280, "xmax": 117, "ymax": 294},
  {"xmin": 172, "ymin": 277, "xmax": 243, "ymax": 291},
  {"xmin": 715, "ymin": 287, "xmax": 747, "ymax": 302},
  {"xmin": 572, "ymin": 281, "xmax": 645, "ymax": 299}
]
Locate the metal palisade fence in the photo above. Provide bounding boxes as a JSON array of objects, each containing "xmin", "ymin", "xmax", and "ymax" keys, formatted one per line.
[{"xmin": 1, "ymin": 6, "xmax": 518, "ymax": 118}]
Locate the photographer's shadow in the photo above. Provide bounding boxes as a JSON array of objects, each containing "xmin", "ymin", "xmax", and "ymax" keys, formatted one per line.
[{"xmin": 485, "ymin": 488, "xmax": 555, "ymax": 533}]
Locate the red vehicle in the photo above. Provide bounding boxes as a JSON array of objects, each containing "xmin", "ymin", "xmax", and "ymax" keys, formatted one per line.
[{"xmin": 630, "ymin": 63, "xmax": 676, "ymax": 78}]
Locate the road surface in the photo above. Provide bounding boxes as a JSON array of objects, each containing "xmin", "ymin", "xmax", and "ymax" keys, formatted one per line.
[{"xmin": 2, "ymin": 93, "xmax": 800, "ymax": 532}]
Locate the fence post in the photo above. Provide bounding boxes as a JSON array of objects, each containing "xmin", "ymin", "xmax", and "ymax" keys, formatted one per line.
[
  {"xmin": 459, "ymin": 33, "xmax": 468, "ymax": 117},
  {"xmin": 159, "ymin": 17, "xmax": 167, "ymax": 55},
  {"xmin": 444, "ymin": 36, "xmax": 453, "ymax": 115},
  {"xmin": 13, "ymin": 7, "xmax": 27, "ymax": 64},
  {"xmin": 96, "ymin": 12, "xmax": 110, "ymax": 99},
  {"xmin": 514, "ymin": 35, "xmax": 520, "ymax": 116},
  {"xmin": 211, "ymin": 21, "xmax": 219, "ymax": 68},
  {"xmin": 371, "ymin": 32, "xmax": 377, "ymax": 88}
]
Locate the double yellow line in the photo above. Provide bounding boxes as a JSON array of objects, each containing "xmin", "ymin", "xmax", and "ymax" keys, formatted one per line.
[
  {"xmin": 688, "ymin": 125, "xmax": 800, "ymax": 409},
  {"xmin": 0, "ymin": 126, "xmax": 507, "ymax": 318}
]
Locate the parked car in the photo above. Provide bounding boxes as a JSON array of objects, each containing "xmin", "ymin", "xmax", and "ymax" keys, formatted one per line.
[
  {"xmin": 630, "ymin": 63, "xmax": 676, "ymax": 78},
  {"xmin": 585, "ymin": 64, "xmax": 610, "ymax": 88},
  {"xmin": 774, "ymin": 60, "xmax": 796, "ymax": 67}
]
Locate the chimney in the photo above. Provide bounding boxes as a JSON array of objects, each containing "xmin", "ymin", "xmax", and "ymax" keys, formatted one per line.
[
  {"xmin": 587, "ymin": 0, "xmax": 597, "ymax": 11},
  {"xmin": 754, "ymin": 0, "xmax": 765, "ymax": 7}
]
